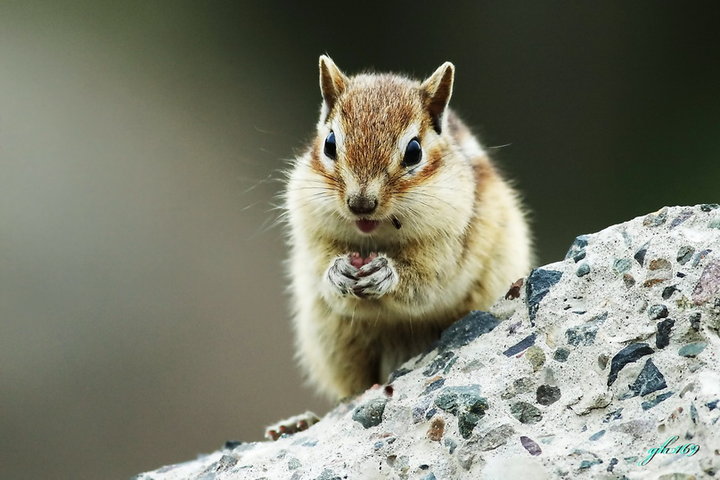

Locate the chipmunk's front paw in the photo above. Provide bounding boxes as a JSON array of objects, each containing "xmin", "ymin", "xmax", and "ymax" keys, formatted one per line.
[
  {"xmin": 353, "ymin": 254, "xmax": 398, "ymax": 299},
  {"xmin": 326, "ymin": 254, "xmax": 359, "ymax": 296}
]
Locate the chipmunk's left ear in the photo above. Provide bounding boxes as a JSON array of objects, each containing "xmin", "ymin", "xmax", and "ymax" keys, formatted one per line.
[{"xmin": 421, "ymin": 62, "xmax": 454, "ymax": 134}]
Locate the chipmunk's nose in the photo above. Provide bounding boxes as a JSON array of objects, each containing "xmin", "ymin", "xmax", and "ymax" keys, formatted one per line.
[{"xmin": 347, "ymin": 194, "xmax": 378, "ymax": 215}]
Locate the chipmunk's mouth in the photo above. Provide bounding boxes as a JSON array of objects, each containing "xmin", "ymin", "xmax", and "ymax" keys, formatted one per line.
[{"xmin": 355, "ymin": 219, "xmax": 380, "ymax": 233}]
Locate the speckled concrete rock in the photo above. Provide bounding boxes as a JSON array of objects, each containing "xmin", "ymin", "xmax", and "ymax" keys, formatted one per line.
[{"xmin": 136, "ymin": 205, "xmax": 720, "ymax": 480}]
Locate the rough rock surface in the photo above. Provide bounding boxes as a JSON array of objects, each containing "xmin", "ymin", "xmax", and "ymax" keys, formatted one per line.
[{"xmin": 136, "ymin": 205, "xmax": 720, "ymax": 480}]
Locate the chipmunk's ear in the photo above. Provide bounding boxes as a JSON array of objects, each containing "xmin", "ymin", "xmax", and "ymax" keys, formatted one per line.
[
  {"xmin": 319, "ymin": 55, "xmax": 348, "ymax": 122},
  {"xmin": 421, "ymin": 62, "xmax": 454, "ymax": 134}
]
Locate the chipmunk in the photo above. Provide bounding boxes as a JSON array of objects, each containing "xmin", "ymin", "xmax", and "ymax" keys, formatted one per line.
[{"xmin": 267, "ymin": 56, "xmax": 532, "ymax": 439}]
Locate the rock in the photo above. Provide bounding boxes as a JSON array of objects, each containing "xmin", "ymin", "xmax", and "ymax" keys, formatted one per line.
[
  {"xmin": 426, "ymin": 417, "xmax": 445, "ymax": 442},
  {"xmin": 643, "ymin": 207, "xmax": 668, "ymax": 226},
  {"xmin": 434, "ymin": 385, "xmax": 488, "ymax": 439},
  {"xmin": 613, "ymin": 258, "xmax": 632, "ymax": 274},
  {"xmin": 677, "ymin": 246, "xmax": 695, "ymax": 265},
  {"xmin": 678, "ymin": 342, "xmax": 707, "ymax": 358},
  {"xmin": 627, "ymin": 359, "xmax": 667, "ymax": 397},
  {"xmin": 692, "ymin": 260, "xmax": 720, "ymax": 304},
  {"xmin": 351, "ymin": 397, "xmax": 387, "ymax": 428},
  {"xmin": 553, "ymin": 348, "xmax": 570, "ymax": 362},
  {"xmin": 576, "ymin": 263, "xmax": 590, "ymax": 277},
  {"xmin": 135, "ymin": 206, "xmax": 720, "ymax": 480},
  {"xmin": 520, "ymin": 435, "xmax": 542, "ymax": 456},
  {"xmin": 655, "ymin": 318, "xmax": 675, "ymax": 349},
  {"xmin": 436, "ymin": 311, "xmax": 500, "ymax": 351},
  {"xmin": 641, "ymin": 391, "xmax": 674, "ymax": 410},
  {"xmin": 502, "ymin": 333, "xmax": 537, "ymax": 357},
  {"xmin": 607, "ymin": 343, "xmax": 654, "ymax": 386},
  {"xmin": 648, "ymin": 304, "xmax": 669, "ymax": 319},
  {"xmin": 565, "ymin": 235, "xmax": 589, "ymax": 261},
  {"xmin": 474, "ymin": 424, "xmax": 515, "ymax": 451},
  {"xmin": 525, "ymin": 346, "xmax": 546, "ymax": 371},
  {"xmin": 510, "ymin": 401, "xmax": 542, "ymax": 424},
  {"xmin": 634, "ymin": 242, "xmax": 649, "ymax": 266},
  {"xmin": 526, "ymin": 269, "xmax": 563, "ymax": 324},
  {"xmin": 536, "ymin": 385, "xmax": 561, "ymax": 405}
]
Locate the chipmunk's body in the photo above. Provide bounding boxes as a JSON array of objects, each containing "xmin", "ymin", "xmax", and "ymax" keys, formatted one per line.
[{"xmin": 284, "ymin": 56, "xmax": 532, "ymax": 400}]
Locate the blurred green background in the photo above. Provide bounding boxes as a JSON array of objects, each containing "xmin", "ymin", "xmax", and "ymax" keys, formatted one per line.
[{"xmin": 1, "ymin": 2, "xmax": 718, "ymax": 479}]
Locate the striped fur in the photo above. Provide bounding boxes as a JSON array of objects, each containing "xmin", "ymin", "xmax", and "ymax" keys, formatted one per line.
[{"xmin": 284, "ymin": 56, "xmax": 533, "ymax": 399}]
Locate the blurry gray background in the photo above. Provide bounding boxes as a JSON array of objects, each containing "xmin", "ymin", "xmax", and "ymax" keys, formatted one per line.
[{"xmin": 1, "ymin": 2, "xmax": 718, "ymax": 479}]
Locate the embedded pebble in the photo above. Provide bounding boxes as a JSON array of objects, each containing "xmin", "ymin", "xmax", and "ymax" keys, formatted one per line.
[
  {"xmin": 553, "ymin": 348, "xmax": 570, "ymax": 362},
  {"xmin": 670, "ymin": 209, "xmax": 694, "ymax": 227},
  {"xmin": 475, "ymin": 424, "xmax": 515, "ymax": 451},
  {"xmin": 643, "ymin": 207, "xmax": 668, "ymax": 226},
  {"xmin": 655, "ymin": 318, "xmax": 675, "ymax": 349},
  {"xmin": 613, "ymin": 258, "xmax": 632, "ymax": 274},
  {"xmin": 434, "ymin": 385, "xmax": 488, "ymax": 439},
  {"xmin": 648, "ymin": 304, "xmax": 669, "ymax": 319},
  {"xmin": 316, "ymin": 468, "xmax": 341, "ymax": 480},
  {"xmin": 628, "ymin": 359, "xmax": 667, "ymax": 397},
  {"xmin": 576, "ymin": 263, "xmax": 590, "ymax": 277},
  {"xmin": 503, "ymin": 333, "xmax": 537, "ymax": 357},
  {"xmin": 677, "ymin": 246, "xmax": 695, "ymax": 265},
  {"xmin": 536, "ymin": 385, "xmax": 561, "ymax": 405},
  {"xmin": 525, "ymin": 346, "xmax": 546, "ymax": 371},
  {"xmin": 641, "ymin": 391, "xmax": 674, "ymax": 410},
  {"xmin": 426, "ymin": 417, "xmax": 444, "ymax": 442},
  {"xmin": 436, "ymin": 311, "xmax": 500, "ymax": 352},
  {"xmin": 510, "ymin": 401, "xmax": 542, "ymax": 424},
  {"xmin": 649, "ymin": 258, "xmax": 672, "ymax": 271},
  {"xmin": 678, "ymin": 342, "xmax": 707, "ymax": 357},
  {"xmin": 634, "ymin": 242, "xmax": 649, "ymax": 266},
  {"xmin": 566, "ymin": 323, "xmax": 598, "ymax": 346},
  {"xmin": 607, "ymin": 343, "xmax": 654, "ymax": 386},
  {"xmin": 564, "ymin": 235, "xmax": 589, "ymax": 261},
  {"xmin": 692, "ymin": 260, "xmax": 720, "ymax": 304},
  {"xmin": 689, "ymin": 312, "xmax": 701, "ymax": 331},
  {"xmin": 579, "ymin": 458, "xmax": 603, "ymax": 470},
  {"xmin": 692, "ymin": 249, "xmax": 711, "ymax": 268},
  {"xmin": 526, "ymin": 269, "xmax": 563, "ymax": 324},
  {"xmin": 520, "ymin": 435, "xmax": 542, "ymax": 456},
  {"xmin": 423, "ymin": 351, "xmax": 455, "ymax": 377},
  {"xmin": 423, "ymin": 377, "xmax": 445, "ymax": 395},
  {"xmin": 662, "ymin": 285, "xmax": 678, "ymax": 299},
  {"xmin": 352, "ymin": 397, "xmax": 388, "ymax": 428}
]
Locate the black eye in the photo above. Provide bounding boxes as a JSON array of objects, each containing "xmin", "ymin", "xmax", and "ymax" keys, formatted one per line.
[
  {"xmin": 324, "ymin": 131, "xmax": 337, "ymax": 160},
  {"xmin": 402, "ymin": 138, "xmax": 422, "ymax": 167}
]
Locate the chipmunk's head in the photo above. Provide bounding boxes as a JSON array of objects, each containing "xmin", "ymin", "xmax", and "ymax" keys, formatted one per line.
[{"xmin": 288, "ymin": 56, "xmax": 477, "ymax": 244}]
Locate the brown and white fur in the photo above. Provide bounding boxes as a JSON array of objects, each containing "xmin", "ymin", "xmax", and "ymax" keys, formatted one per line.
[{"xmin": 284, "ymin": 56, "xmax": 532, "ymax": 403}]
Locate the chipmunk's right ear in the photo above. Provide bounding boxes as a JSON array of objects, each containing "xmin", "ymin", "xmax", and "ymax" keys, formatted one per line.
[
  {"xmin": 319, "ymin": 55, "xmax": 348, "ymax": 122},
  {"xmin": 421, "ymin": 62, "xmax": 455, "ymax": 134}
]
